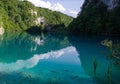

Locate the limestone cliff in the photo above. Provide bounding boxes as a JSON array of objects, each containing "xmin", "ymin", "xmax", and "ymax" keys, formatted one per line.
[{"xmin": 102, "ymin": 0, "xmax": 119, "ymax": 9}]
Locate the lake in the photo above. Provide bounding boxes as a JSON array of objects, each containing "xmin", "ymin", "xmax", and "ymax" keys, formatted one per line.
[{"xmin": 0, "ymin": 32, "xmax": 120, "ymax": 84}]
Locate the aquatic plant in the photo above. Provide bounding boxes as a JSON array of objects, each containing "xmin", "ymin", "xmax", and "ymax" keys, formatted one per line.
[
  {"xmin": 107, "ymin": 64, "xmax": 112, "ymax": 84},
  {"xmin": 101, "ymin": 39, "xmax": 120, "ymax": 62},
  {"xmin": 93, "ymin": 57, "xmax": 98, "ymax": 75},
  {"xmin": 47, "ymin": 77, "xmax": 58, "ymax": 84}
]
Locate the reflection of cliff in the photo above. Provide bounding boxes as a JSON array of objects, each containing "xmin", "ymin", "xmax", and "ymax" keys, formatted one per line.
[
  {"xmin": 68, "ymin": 35, "xmax": 120, "ymax": 84},
  {"xmin": 0, "ymin": 32, "xmax": 71, "ymax": 63}
]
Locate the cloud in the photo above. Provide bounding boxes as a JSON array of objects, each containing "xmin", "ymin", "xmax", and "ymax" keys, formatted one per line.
[
  {"xmin": 68, "ymin": 9, "xmax": 78, "ymax": 17},
  {"xmin": 0, "ymin": 46, "xmax": 79, "ymax": 72},
  {"xmin": 27, "ymin": 0, "xmax": 66, "ymax": 12},
  {"xmin": 51, "ymin": 2, "xmax": 66, "ymax": 12},
  {"xmin": 26, "ymin": 0, "xmax": 78, "ymax": 17},
  {"xmin": 69, "ymin": 9, "xmax": 78, "ymax": 15},
  {"xmin": 38, "ymin": 0, "xmax": 52, "ymax": 8}
]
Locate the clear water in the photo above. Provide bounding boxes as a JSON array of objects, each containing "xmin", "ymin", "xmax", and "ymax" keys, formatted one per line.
[{"xmin": 0, "ymin": 32, "xmax": 120, "ymax": 84}]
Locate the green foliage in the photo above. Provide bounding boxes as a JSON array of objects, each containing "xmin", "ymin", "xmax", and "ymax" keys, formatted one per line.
[
  {"xmin": 37, "ymin": 7, "xmax": 73, "ymax": 29},
  {"xmin": 0, "ymin": 0, "xmax": 72, "ymax": 32},
  {"xmin": 69, "ymin": 0, "xmax": 120, "ymax": 35}
]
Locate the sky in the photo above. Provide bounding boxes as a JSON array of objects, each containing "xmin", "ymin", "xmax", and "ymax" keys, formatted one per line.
[{"xmin": 27, "ymin": 0, "xmax": 85, "ymax": 17}]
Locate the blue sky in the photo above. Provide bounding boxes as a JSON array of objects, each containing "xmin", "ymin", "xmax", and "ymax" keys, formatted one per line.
[{"xmin": 27, "ymin": 0, "xmax": 84, "ymax": 17}]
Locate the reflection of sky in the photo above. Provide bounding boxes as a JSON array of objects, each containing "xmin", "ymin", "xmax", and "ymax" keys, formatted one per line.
[{"xmin": 0, "ymin": 46, "xmax": 79, "ymax": 72}]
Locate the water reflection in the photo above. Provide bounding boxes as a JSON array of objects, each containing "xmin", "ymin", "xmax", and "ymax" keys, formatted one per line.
[
  {"xmin": 107, "ymin": 64, "xmax": 112, "ymax": 84},
  {"xmin": 93, "ymin": 57, "xmax": 98, "ymax": 75},
  {"xmin": 0, "ymin": 32, "xmax": 120, "ymax": 84},
  {"xmin": 68, "ymin": 35, "xmax": 120, "ymax": 84},
  {"xmin": 0, "ymin": 32, "xmax": 71, "ymax": 63},
  {"xmin": 0, "ymin": 46, "xmax": 78, "ymax": 72},
  {"xmin": 0, "ymin": 32, "xmax": 95, "ymax": 84}
]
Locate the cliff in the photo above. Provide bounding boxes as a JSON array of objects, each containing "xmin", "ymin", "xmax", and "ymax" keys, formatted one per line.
[
  {"xmin": 69, "ymin": 0, "xmax": 120, "ymax": 35},
  {"xmin": 102, "ymin": 0, "xmax": 119, "ymax": 9}
]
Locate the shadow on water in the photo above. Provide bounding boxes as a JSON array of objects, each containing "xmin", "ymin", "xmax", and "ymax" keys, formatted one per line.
[{"xmin": 25, "ymin": 26, "xmax": 42, "ymax": 36}]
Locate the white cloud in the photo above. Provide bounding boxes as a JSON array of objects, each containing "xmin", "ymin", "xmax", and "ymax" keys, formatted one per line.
[
  {"xmin": 68, "ymin": 9, "xmax": 78, "ymax": 17},
  {"xmin": 51, "ymin": 2, "xmax": 66, "ymax": 12},
  {"xmin": 69, "ymin": 9, "xmax": 78, "ymax": 15},
  {"xmin": 38, "ymin": 0, "xmax": 52, "ymax": 8},
  {"xmin": 0, "ymin": 46, "xmax": 79, "ymax": 72},
  {"xmin": 27, "ymin": 0, "xmax": 66, "ymax": 12},
  {"xmin": 26, "ymin": 0, "xmax": 42, "ymax": 7},
  {"xmin": 26, "ymin": 0, "xmax": 78, "ymax": 17}
]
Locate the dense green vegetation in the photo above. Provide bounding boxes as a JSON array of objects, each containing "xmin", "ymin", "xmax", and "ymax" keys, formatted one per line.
[
  {"xmin": 0, "ymin": 0, "xmax": 73, "ymax": 32},
  {"xmin": 2, "ymin": 0, "xmax": 120, "ymax": 35},
  {"xmin": 69, "ymin": 0, "xmax": 120, "ymax": 35},
  {"xmin": 37, "ymin": 7, "xmax": 72, "ymax": 28}
]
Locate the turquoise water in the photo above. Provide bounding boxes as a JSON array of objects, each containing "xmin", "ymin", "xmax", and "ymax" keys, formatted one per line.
[{"xmin": 0, "ymin": 32, "xmax": 120, "ymax": 84}]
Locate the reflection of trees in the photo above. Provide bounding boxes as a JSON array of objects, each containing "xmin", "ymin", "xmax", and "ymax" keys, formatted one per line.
[
  {"xmin": 107, "ymin": 64, "xmax": 112, "ymax": 84},
  {"xmin": 101, "ymin": 39, "xmax": 120, "ymax": 63},
  {"xmin": 0, "ymin": 32, "xmax": 71, "ymax": 63},
  {"xmin": 68, "ymin": 35, "xmax": 120, "ymax": 84},
  {"xmin": 101, "ymin": 39, "xmax": 120, "ymax": 84}
]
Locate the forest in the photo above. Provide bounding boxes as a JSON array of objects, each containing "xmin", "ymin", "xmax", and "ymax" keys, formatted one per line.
[
  {"xmin": 0, "ymin": 0, "xmax": 73, "ymax": 33},
  {"xmin": 69, "ymin": 0, "xmax": 120, "ymax": 35}
]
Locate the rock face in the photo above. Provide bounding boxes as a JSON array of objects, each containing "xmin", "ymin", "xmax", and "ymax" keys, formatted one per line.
[
  {"xmin": 29, "ymin": 9, "xmax": 46, "ymax": 25},
  {"xmin": 102, "ymin": 0, "xmax": 119, "ymax": 9},
  {"xmin": 0, "ymin": 27, "xmax": 4, "ymax": 35},
  {"xmin": 34, "ymin": 17, "xmax": 45, "ymax": 25},
  {"xmin": 30, "ymin": 9, "xmax": 37, "ymax": 16}
]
